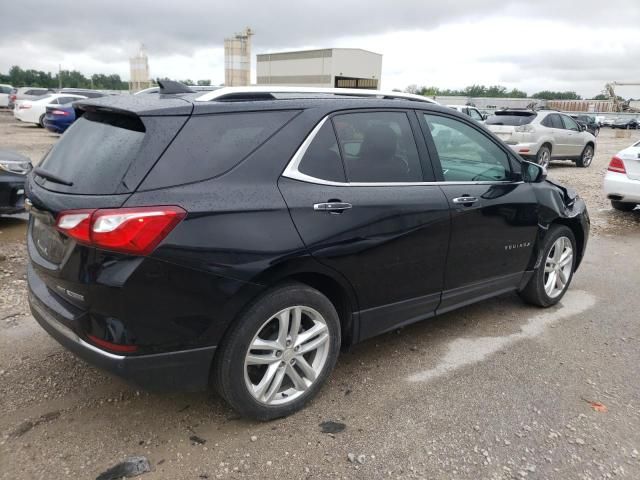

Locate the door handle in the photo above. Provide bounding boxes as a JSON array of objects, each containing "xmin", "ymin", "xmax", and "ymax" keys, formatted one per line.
[
  {"xmin": 313, "ymin": 202, "xmax": 352, "ymax": 213},
  {"xmin": 452, "ymin": 196, "xmax": 479, "ymax": 205}
]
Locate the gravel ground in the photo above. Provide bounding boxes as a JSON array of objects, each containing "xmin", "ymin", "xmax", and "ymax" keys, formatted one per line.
[{"xmin": 1, "ymin": 110, "xmax": 640, "ymax": 479}]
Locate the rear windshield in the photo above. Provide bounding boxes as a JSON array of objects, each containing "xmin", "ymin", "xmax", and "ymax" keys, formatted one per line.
[
  {"xmin": 37, "ymin": 112, "xmax": 145, "ymax": 194},
  {"xmin": 485, "ymin": 112, "xmax": 536, "ymax": 126}
]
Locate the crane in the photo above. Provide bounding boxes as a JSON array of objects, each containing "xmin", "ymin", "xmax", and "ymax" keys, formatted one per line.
[{"xmin": 604, "ymin": 82, "xmax": 640, "ymax": 112}]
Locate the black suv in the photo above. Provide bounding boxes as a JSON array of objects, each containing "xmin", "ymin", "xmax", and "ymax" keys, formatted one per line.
[{"xmin": 26, "ymin": 87, "xmax": 589, "ymax": 420}]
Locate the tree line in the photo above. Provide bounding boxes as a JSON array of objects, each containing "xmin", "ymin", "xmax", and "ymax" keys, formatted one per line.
[
  {"xmin": 405, "ymin": 84, "xmax": 585, "ymax": 100},
  {"xmin": 0, "ymin": 66, "xmax": 214, "ymax": 90}
]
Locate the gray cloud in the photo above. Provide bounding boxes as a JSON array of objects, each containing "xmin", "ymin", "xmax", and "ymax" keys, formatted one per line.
[{"xmin": 5, "ymin": 0, "xmax": 640, "ymax": 56}]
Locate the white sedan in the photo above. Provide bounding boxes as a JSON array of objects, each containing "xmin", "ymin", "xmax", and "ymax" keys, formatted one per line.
[
  {"xmin": 13, "ymin": 93, "xmax": 87, "ymax": 127},
  {"xmin": 604, "ymin": 140, "xmax": 640, "ymax": 211}
]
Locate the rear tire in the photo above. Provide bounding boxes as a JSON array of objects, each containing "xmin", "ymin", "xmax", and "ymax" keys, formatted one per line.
[
  {"xmin": 575, "ymin": 144, "xmax": 594, "ymax": 168},
  {"xmin": 213, "ymin": 282, "xmax": 341, "ymax": 420},
  {"xmin": 611, "ymin": 200, "xmax": 636, "ymax": 212},
  {"xmin": 519, "ymin": 225, "xmax": 576, "ymax": 307},
  {"xmin": 38, "ymin": 114, "xmax": 45, "ymax": 128},
  {"xmin": 536, "ymin": 145, "xmax": 551, "ymax": 168}
]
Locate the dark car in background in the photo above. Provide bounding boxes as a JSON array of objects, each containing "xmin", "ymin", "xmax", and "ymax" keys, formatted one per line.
[
  {"xmin": 612, "ymin": 117, "xmax": 640, "ymax": 129},
  {"xmin": 0, "ymin": 150, "xmax": 32, "ymax": 215},
  {"xmin": 43, "ymin": 103, "xmax": 77, "ymax": 134},
  {"xmin": 570, "ymin": 114, "xmax": 600, "ymax": 137},
  {"xmin": 58, "ymin": 88, "xmax": 110, "ymax": 99},
  {"xmin": 26, "ymin": 86, "xmax": 589, "ymax": 420}
]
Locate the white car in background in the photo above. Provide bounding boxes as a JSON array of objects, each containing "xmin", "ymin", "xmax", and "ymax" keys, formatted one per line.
[
  {"xmin": 0, "ymin": 84, "xmax": 13, "ymax": 107},
  {"xmin": 604, "ymin": 140, "xmax": 640, "ymax": 211},
  {"xmin": 447, "ymin": 105, "xmax": 485, "ymax": 122},
  {"xmin": 13, "ymin": 93, "xmax": 87, "ymax": 127}
]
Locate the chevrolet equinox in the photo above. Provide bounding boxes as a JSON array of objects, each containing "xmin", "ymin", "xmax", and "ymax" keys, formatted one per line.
[{"xmin": 26, "ymin": 85, "xmax": 589, "ymax": 420}]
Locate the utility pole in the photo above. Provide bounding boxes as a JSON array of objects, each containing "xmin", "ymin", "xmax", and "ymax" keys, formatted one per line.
[{"xmin": 58, "ymin": 64, "xmax": 62, "ymax": 89}]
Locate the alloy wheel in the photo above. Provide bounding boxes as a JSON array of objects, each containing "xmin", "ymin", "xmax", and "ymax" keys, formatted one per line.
[
  {"xmin": 544, "ymin": 236, "xmax": 573, "ymax": 298},
  {"xmin": 539, "ymin": 149, "xmax": 550, "ymax": 169},
  {"xmin": 244, "ymin": 306, "xmax": 330, "ymax": 406},
  {"xmin": 582, "ymin": 146, "xmax": 594, "ymax": 167}
]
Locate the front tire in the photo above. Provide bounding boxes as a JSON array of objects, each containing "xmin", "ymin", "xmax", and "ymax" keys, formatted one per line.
[
  {"xmin": 519, "ymin": 225, "xmax": 576, "ymax": 307},
  {"xmin": 611, "ymin": 200, "xmax": 637, "ymax": 212},
  {"xmin": 213, "ymin": 283, "xmax": 341, "ymax": 420},
  {"xmin": 576, "ymin": 144, "xmax": 594, "ymax": 168}
]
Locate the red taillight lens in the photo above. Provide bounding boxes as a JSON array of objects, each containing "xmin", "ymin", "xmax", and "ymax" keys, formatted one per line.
[
  {"xmin": 56, "ymin": 210, "xmax": 94, "ymax": 243},
  {"xmin": 50, "ymin": 109, "xmax": 69, "ymax": 116},
  {"xmin": 55, "ymin": 206, "xmax": 186, "ymax": 255},
  {"xmin": 87, "ymin": 334, "xmax": 138, "ymax": 353},
  {"xmin": 608, "ymin": 156, "xmax": 626, "ymax": 174}
]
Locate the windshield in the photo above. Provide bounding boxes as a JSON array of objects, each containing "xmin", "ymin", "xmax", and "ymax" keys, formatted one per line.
[{"xmin": 485, "ymin": 112, "xmax": 536, "ymax": 126}]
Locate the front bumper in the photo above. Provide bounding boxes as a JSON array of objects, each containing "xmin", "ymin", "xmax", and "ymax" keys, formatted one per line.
[
  {"xmin": 604, "ymin": 171, "xmax": 640, "ymax": 204},
  {"xmin": 28, "ymin": 266, "xmax": 216, "ymax": 392},
  {"xmin": 0, "ymin": 174, "xmax": 26, "ymax": 214}
]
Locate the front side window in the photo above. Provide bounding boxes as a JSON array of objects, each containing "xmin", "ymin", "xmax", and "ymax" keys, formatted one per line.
[
  {"xmin": 332, "ymin": 111, "xmax": 423, "ymax": 183},
  {"xmin": 561, "ymin": 115, "xmax": 580, "ymax": 131},
  {"xmin": 297, "ymin": 121, "xmax": 345, "ymax": 182},
  {"xmin": 423, "ymin": 114, "xmax": 511, "ymax": 182}
]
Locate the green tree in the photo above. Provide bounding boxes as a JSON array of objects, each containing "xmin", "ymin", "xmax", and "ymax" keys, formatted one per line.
[
  {"xmin": 532, "ymin": 90, "xmax": 582, "ymax": 100},
  {"xmin": 197, "ymin": 79, "xmax": 211, "ymax": 86}
]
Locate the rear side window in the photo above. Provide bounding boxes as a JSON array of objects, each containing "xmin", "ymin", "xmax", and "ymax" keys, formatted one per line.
[
  {"xmin": 144, "ymin": 110, "xmax": 298, "ymax": 188},
  {"xmin": 298, "ymin": 121, "xmax": 345, "ymax": 182},
  {"xmin": 37, "ymin": 112, "xmax": 145, "ymax": 194},
  {"xmin": 332, "ymin": 111, "xmax": 423, "ymax": 183},
  {"xmin": 485, "ymin": 112, "xmax": 536, "ymax": 126}
]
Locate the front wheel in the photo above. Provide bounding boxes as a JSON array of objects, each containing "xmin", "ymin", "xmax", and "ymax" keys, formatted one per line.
[
  {"xmin": 576, "ymin": 144, "xmax": 594, "ymax": 168},
  {"xmin": 519, "ymin": 225, "xmax": 576, "ymax": 307},
  {"xmin": 213, "ymin": 283, "xmax": 341, "ymax": 420}
]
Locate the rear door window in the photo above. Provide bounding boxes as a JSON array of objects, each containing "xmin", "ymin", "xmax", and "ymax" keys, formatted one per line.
[
  {"xmin": 561, "ymin": 115, "xmax": 580, "ymax": 131},
  {"xmin": 36, "ymin": 112, "xmax": 146, "ymax": 194},
  {"xmin": 331, "ymin": 111, "xmax": 423, "ymax": 183},
  {"xmin": 297, "ymin": 121, "xmax": 346, "ymax": 182}
]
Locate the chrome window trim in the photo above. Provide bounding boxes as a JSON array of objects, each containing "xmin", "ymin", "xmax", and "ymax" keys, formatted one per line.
[{"xmin": 281, "ymin": 115, "xmax": 519, "ymax": 188}]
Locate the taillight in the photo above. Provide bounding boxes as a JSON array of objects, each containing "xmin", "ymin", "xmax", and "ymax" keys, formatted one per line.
[
  {"xmin": 50, "ymin": 109, "xmax": 69, "ymax": 116},
  {"xmin": 608, "ymin": 156, "xmax": 626, "ymax": 174},
  {"xmin": 87, "ymin": 334, "xmax": 138, "ymax": 353},
  {"xmin": 55, "ymin": 206, "xmax": 186, "ymax": 255}
]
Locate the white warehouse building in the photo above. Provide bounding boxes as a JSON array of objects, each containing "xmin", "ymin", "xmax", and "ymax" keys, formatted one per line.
[{"xmin": 256, "ymin": 48, "xmax": 382, "ymax": 90}]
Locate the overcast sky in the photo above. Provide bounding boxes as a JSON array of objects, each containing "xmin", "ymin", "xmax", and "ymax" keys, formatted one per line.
[{"xmin": 2, "ymin": 0, "xmax": 640, "ymax": 98}]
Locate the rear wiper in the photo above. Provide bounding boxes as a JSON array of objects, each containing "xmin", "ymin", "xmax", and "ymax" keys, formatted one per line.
[{"xmin": 34, "ymin": 167, "xmax": 74, "ymax": 186}]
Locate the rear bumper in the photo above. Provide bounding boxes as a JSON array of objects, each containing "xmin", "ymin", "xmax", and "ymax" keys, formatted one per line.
[
  {"xmin": 604, "ymin": 171, "xmax": 640, "ymax": 204},
  {"xmin": 43, "ymin": 118, "xmax": 72, "ymax": 134},
  {"xmin": 28, "ymin": 266, "xmax": 216, "ymax": 392}
]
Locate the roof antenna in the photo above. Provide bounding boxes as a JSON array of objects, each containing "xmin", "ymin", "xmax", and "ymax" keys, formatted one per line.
[{"xmin": 156, "ymin": 79, "xmax": 195, "ymax": 94}]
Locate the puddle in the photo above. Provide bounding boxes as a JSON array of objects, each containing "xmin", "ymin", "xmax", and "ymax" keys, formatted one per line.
[{"xmin": 408, "ymin": 290, "xmax": 596, "ymax": 383}]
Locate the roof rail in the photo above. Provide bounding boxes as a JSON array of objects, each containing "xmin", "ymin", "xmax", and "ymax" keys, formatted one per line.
[{"xmin": 194, "ymin": 86, "xmax": 438, "ymax": 104}]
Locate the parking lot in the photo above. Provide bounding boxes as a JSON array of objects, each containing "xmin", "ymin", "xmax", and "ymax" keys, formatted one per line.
[{"xmin": 1, "ymin": 109, "xmax": 640, "ymax": 479}]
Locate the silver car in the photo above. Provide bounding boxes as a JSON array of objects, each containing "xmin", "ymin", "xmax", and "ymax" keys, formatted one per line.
[
  {"xmin": 485, "ymin": 110, "xmax": 596, "ymax": 168},
  {"xmin": 7, "ymin": 86, "xmax": 53, "ymax": 110}
]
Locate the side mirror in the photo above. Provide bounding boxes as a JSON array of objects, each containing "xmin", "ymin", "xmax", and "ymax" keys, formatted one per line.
[{"xmin": 522, "ymin": 161, "xmax": 547, "ymax": 183}]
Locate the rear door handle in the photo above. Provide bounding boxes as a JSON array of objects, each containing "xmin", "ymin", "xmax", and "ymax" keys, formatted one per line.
[
  {"xmin": 452, "ymin": 196, "xmax": 479, "ymax": 205},
  {"xmin": 313, "ymin": 202, "xmax": 352, "ymax": 213}
]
